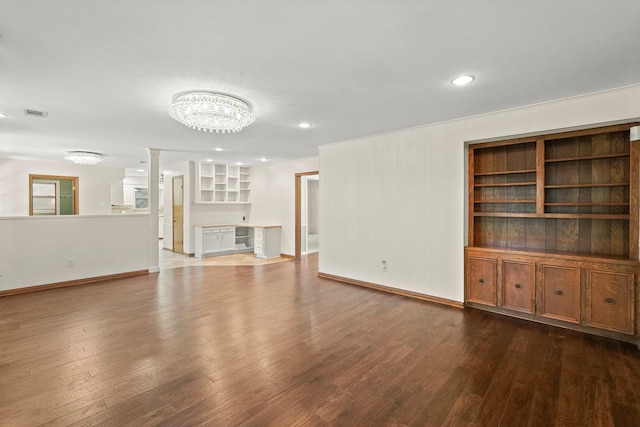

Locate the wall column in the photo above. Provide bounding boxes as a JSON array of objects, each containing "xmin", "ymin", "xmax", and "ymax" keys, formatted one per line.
[{"xmin": 147, "ymin": 148, "xmax": 160, "ymax": 273}]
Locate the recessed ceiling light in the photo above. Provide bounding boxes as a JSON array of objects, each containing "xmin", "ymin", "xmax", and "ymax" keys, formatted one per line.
[
  {"xmin": 136, "ymin": 169, "xmax": 145, "ymax": 172},
  {"xmin": 214, "ymin": 147, "xmax": 223, "ymax": 152},
  {"xmin": 137, "ymin": 160, "xmax": 146, "ymax": 164},
  {"xmin": 452, "ymin": 75, "xmax": 475, "ymax": 86},
  {"xmin": 205, "ymin": 158, "xmax": 213, "ymax": 162},
  {"xmin": 297, "ymin": 122, "xmax": 312, "ymax": 129},
  {"xmin": 258, "ymin": 157, "xmax": 268, "ymax": 162},
  {"xmin": 0, "ymin": 113, "xmax": 7, "ymax": 118},
  {"xmin": 236, "ymin": 162, "xmax": 243, "ymax": 166}
]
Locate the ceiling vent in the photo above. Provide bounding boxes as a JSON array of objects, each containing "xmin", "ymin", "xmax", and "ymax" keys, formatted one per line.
[{"xmin": 24, "ymin": 109, "xmax": 48, "ymax": 118}]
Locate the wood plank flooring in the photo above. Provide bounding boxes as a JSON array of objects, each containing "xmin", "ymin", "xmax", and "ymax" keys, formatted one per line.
[{"xmin": 1, "ymin": 253, "xmax": 639, "ymax": 426}]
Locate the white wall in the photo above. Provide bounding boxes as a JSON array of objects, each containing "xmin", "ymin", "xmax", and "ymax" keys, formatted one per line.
[
  {"xmin": 0, "ymin": 215, "xmax": 149, "ymax": 291},
  {"xmin": 250, "ymin": 157, "xmax": 319, "ymax": 256},
  {"xmin": 0, "ymin": 158, "xmax": 124, "ymax": 216},
  {"xmin": 319, "ymin": 84, "xmax": 640, "ymax": 303}
]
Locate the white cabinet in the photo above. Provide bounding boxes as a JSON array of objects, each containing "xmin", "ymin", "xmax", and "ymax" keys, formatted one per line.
[
  {"xmin": 254, "ymin": 227, "xmax": 281, "ymax": 259},
  {"xmin": 123, "ymin": 184, "xmax": 135, "ymax": 206},
  {"xmin": 195, "ymin": 226, "xmax": 236, "ymax": 257},
  {"xmin": 196, "ymin": 162, "xmax": 250, "ymax": 204},
  {"xmin": 194, "ymin": 225, "xmax": 279, "ymax": 258},
  {"xmin": 123, "ymin": 185, "xmax": 149, "ymax": 208}
]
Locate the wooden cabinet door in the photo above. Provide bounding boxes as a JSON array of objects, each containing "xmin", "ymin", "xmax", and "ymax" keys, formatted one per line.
[
  {"xmin": 466, "ymin": 256, "xmax": 497, "ymax": 306},
  {"xmin": 502, "ymin": 260, "xmax": 535, "ymax": 313},
  {"xmin": 540, "ymin": 265, "xmax": 580, "ymax": 323},
  {"xmin": 586, "ymin": 270, "xmax": 635, "ymax": 334}
]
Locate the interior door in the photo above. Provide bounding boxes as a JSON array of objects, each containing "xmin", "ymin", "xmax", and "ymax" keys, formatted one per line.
[
  {"xmin": 172, "ymin": 176, "xmax": 184, "ymax": 253},
  {"xmin": 295, "ymin": 171, "xmax": 319, "ymax": 260}
]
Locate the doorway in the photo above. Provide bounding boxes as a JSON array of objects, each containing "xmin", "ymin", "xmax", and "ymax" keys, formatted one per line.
[
  {"xmin": 172, "ymin": 175, "xmax": 184, "ymax": 254},
  {"xmin": 295, "ymin": 171, "xmax": 319, "ymax": 260},
  {"xmin": 29, "ymin": 175, "xmax": 78, "ymax": 215}
]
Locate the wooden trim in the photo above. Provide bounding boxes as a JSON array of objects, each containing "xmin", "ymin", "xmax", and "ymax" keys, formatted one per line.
[
  {"xmin": 317, "ymin": 272, "xmax": 464, "ymax": 309},
  {"xmin": 0, "ymin": 270, "xmax": 149, "ymax": 298},
  {"xmin": 468, "ymin": 146, "xmax": 475, "ymax": 246},
  {"xmin": 295, "ymin": 175, "xmax": 301, "ymax": 260},
  {"xmin": 536, "ymin": 139, "xmax": 545, "ymax": 214},
  {"xmin": 280, "ymin": 253, "xmax": 295, "ymax": 259},
  {"xmin": 630, "ymin": 140, "xmax": 639, "ymax": 260},
  {"xmin": 172, "ymin": 175, "xmax": 184, "ymax": 254},
  {"xmin": 295, "ymin": 171, "xmax": 319, "ymax": 261},
  {"xmin": 465, "ymin": 246, "xmax": 640, "ymax": 267},
  {"xmin": 469, "ymin": 122, "xmax": 639, "ymax": 149}
]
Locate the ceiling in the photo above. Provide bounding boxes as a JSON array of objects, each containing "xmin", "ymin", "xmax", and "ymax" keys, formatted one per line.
[{"xmin": 2, "ymin": 1, "xmax": 640, "ymax": 174}]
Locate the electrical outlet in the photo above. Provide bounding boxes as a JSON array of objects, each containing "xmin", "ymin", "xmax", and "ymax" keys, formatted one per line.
[
  {"xmin": 67, "ymin": 259, "xmax": 75, "ymax": 267},
  {"xmin": 381, "ymin": 260, "xmax": 387, "ymax": 272}
]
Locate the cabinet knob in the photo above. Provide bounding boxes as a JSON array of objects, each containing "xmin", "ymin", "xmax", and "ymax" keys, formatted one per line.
[
  {"xmin": 605, "ymin": 298, "xmax": 614, "ymax": 304},
  {"xmin": 515, "ymin": 283, "xmax": 521, "ymax": 289},
  {"xmin": 556, "ymin": 290, "xmax": 563, "ymax": 296},
  {"xmin": 478, "ymin": 278, "xmax": 484, "ymax": 284}
]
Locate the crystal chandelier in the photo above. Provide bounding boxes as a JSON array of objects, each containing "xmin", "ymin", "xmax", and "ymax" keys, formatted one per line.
[
  {"xmin": 64, "ymin": 151, "xmax": 103, "ymax": 165},
  {"xmin": 168, "ymin": 91, "xmax": 255, "ymax": 134}
]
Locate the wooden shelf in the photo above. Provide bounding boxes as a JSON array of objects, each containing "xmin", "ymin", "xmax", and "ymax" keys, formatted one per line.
[
  {"xmin": 469, "ymin": 125, "xmax": 638, "ymax": 255},
  {"xmin": 545, "ymin": 183, "xmax": 629, "ymax": 189},
  {"xmin": 474, "ymin": 212, "xmax": 630, "ymax": 219},
  {"xmin": 475, "ymin": 200, "xmax": 536, "ymax": 204},
  {"xmin": 545, "ymin": 152, "xmax": 629, "ymax": 163},
  {"xmin": 474, "ymin": 169, "xmax": 536, "ymax": 176},
  {"xmin": 545, "ymin": 202, "xmax": 628, "ymax": 207},
  {"xmin": 474, "ymin": 182, "xmax": 536, "ymax": 188}
]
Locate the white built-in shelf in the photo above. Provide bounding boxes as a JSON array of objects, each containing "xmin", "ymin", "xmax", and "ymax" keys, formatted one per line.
[{"xmin": 196, "ymin": 162, "xmax": 251, "ymax": 204}]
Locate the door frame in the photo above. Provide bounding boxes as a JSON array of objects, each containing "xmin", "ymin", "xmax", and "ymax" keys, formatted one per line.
[
  {"xmin": 172, "ymin": 175, "xmax": 184, "ymax": 254},
  {"xmin": 29, "ymin": 174, "xmax": 79, "ymax": 215},
  {"xmin": 295, "ymin": 171, "xmax": 319, "ymax": 261}
]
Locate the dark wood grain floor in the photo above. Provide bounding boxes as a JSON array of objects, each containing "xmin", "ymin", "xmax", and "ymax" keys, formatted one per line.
[{"xmin": 1, "ymin": 253, "xmax": 639, "ymax": 426}]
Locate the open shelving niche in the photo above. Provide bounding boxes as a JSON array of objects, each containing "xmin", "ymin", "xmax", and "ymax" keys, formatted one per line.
[
  {"xmin": 466, "ymin": 122, "xmax": 640, "ymax": 346},
  {"xmin": 196, "ymin": 162, "xmax": 251, "ymax": 204},
  {"xmin": 469, "ymin": 126, "xmax": 635, "ymax": 258}
]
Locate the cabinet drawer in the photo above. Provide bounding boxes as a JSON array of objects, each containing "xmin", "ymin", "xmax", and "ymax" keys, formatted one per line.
[
  {"xmin": 586, "ymin": 270, "xmax": 635, "ymax": 335},
  {"xmin": 466, "ymin": 256, "xmax": 497, "ymax": 306},
  {"xmin": 254, "ymin": 242, "xmax": 263, "ymax": 254},
  {"xmin": 502, "ymin": 260, "xmax": 535, "ymax": 314},
  {"xmin": 254, "ymin": 228, "xmax": 264, "ymax": 239},
  {"xmin": 540, "ymin": 265, "xmax": 580, "ymax": 323}
]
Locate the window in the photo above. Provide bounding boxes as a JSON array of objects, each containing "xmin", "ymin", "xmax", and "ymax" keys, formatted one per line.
[{"xmin": 29, "ymin": 175, "xmax": 79, "ymax": 215}]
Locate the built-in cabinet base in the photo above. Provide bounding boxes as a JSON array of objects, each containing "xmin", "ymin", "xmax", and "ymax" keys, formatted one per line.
[{"xmin": 465, "ymin": 247, "xmax": 639, "ymax": 346}]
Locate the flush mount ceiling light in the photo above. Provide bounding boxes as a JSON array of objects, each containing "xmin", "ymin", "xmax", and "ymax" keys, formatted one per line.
[
  {"xmin": 169, "ymin": 91, "xmax": 255, "ymax": 134},
  {"xmin": 297, "ymin": 122, "xmax": 312, "ymax": 129},
  {"xmin": 64, "ymin": 151, "xmax": 103, "ymax": 165},
  {"xmin": 451, "ymin": 75, "xmax": 475, "ymax": 86}
]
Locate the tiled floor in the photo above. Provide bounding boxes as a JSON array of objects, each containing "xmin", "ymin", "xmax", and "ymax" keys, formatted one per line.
[{"xmin": 159, "ymin": 242, "xmax": 291, "ymax": 270}]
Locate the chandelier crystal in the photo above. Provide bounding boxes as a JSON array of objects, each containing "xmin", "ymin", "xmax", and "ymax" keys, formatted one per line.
[
  {"xmin": 169, "ymin": 91, "xmax": 255, "ymax": 134},
  {"xmin": 64, "ymin": 151, "xmax": 103, "ymax": 165}
]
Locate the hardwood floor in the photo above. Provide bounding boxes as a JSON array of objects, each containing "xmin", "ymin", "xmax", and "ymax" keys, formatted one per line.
[{"xmin": 1, "ymin": 253, "xmax": 639, "ymax": 426}]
